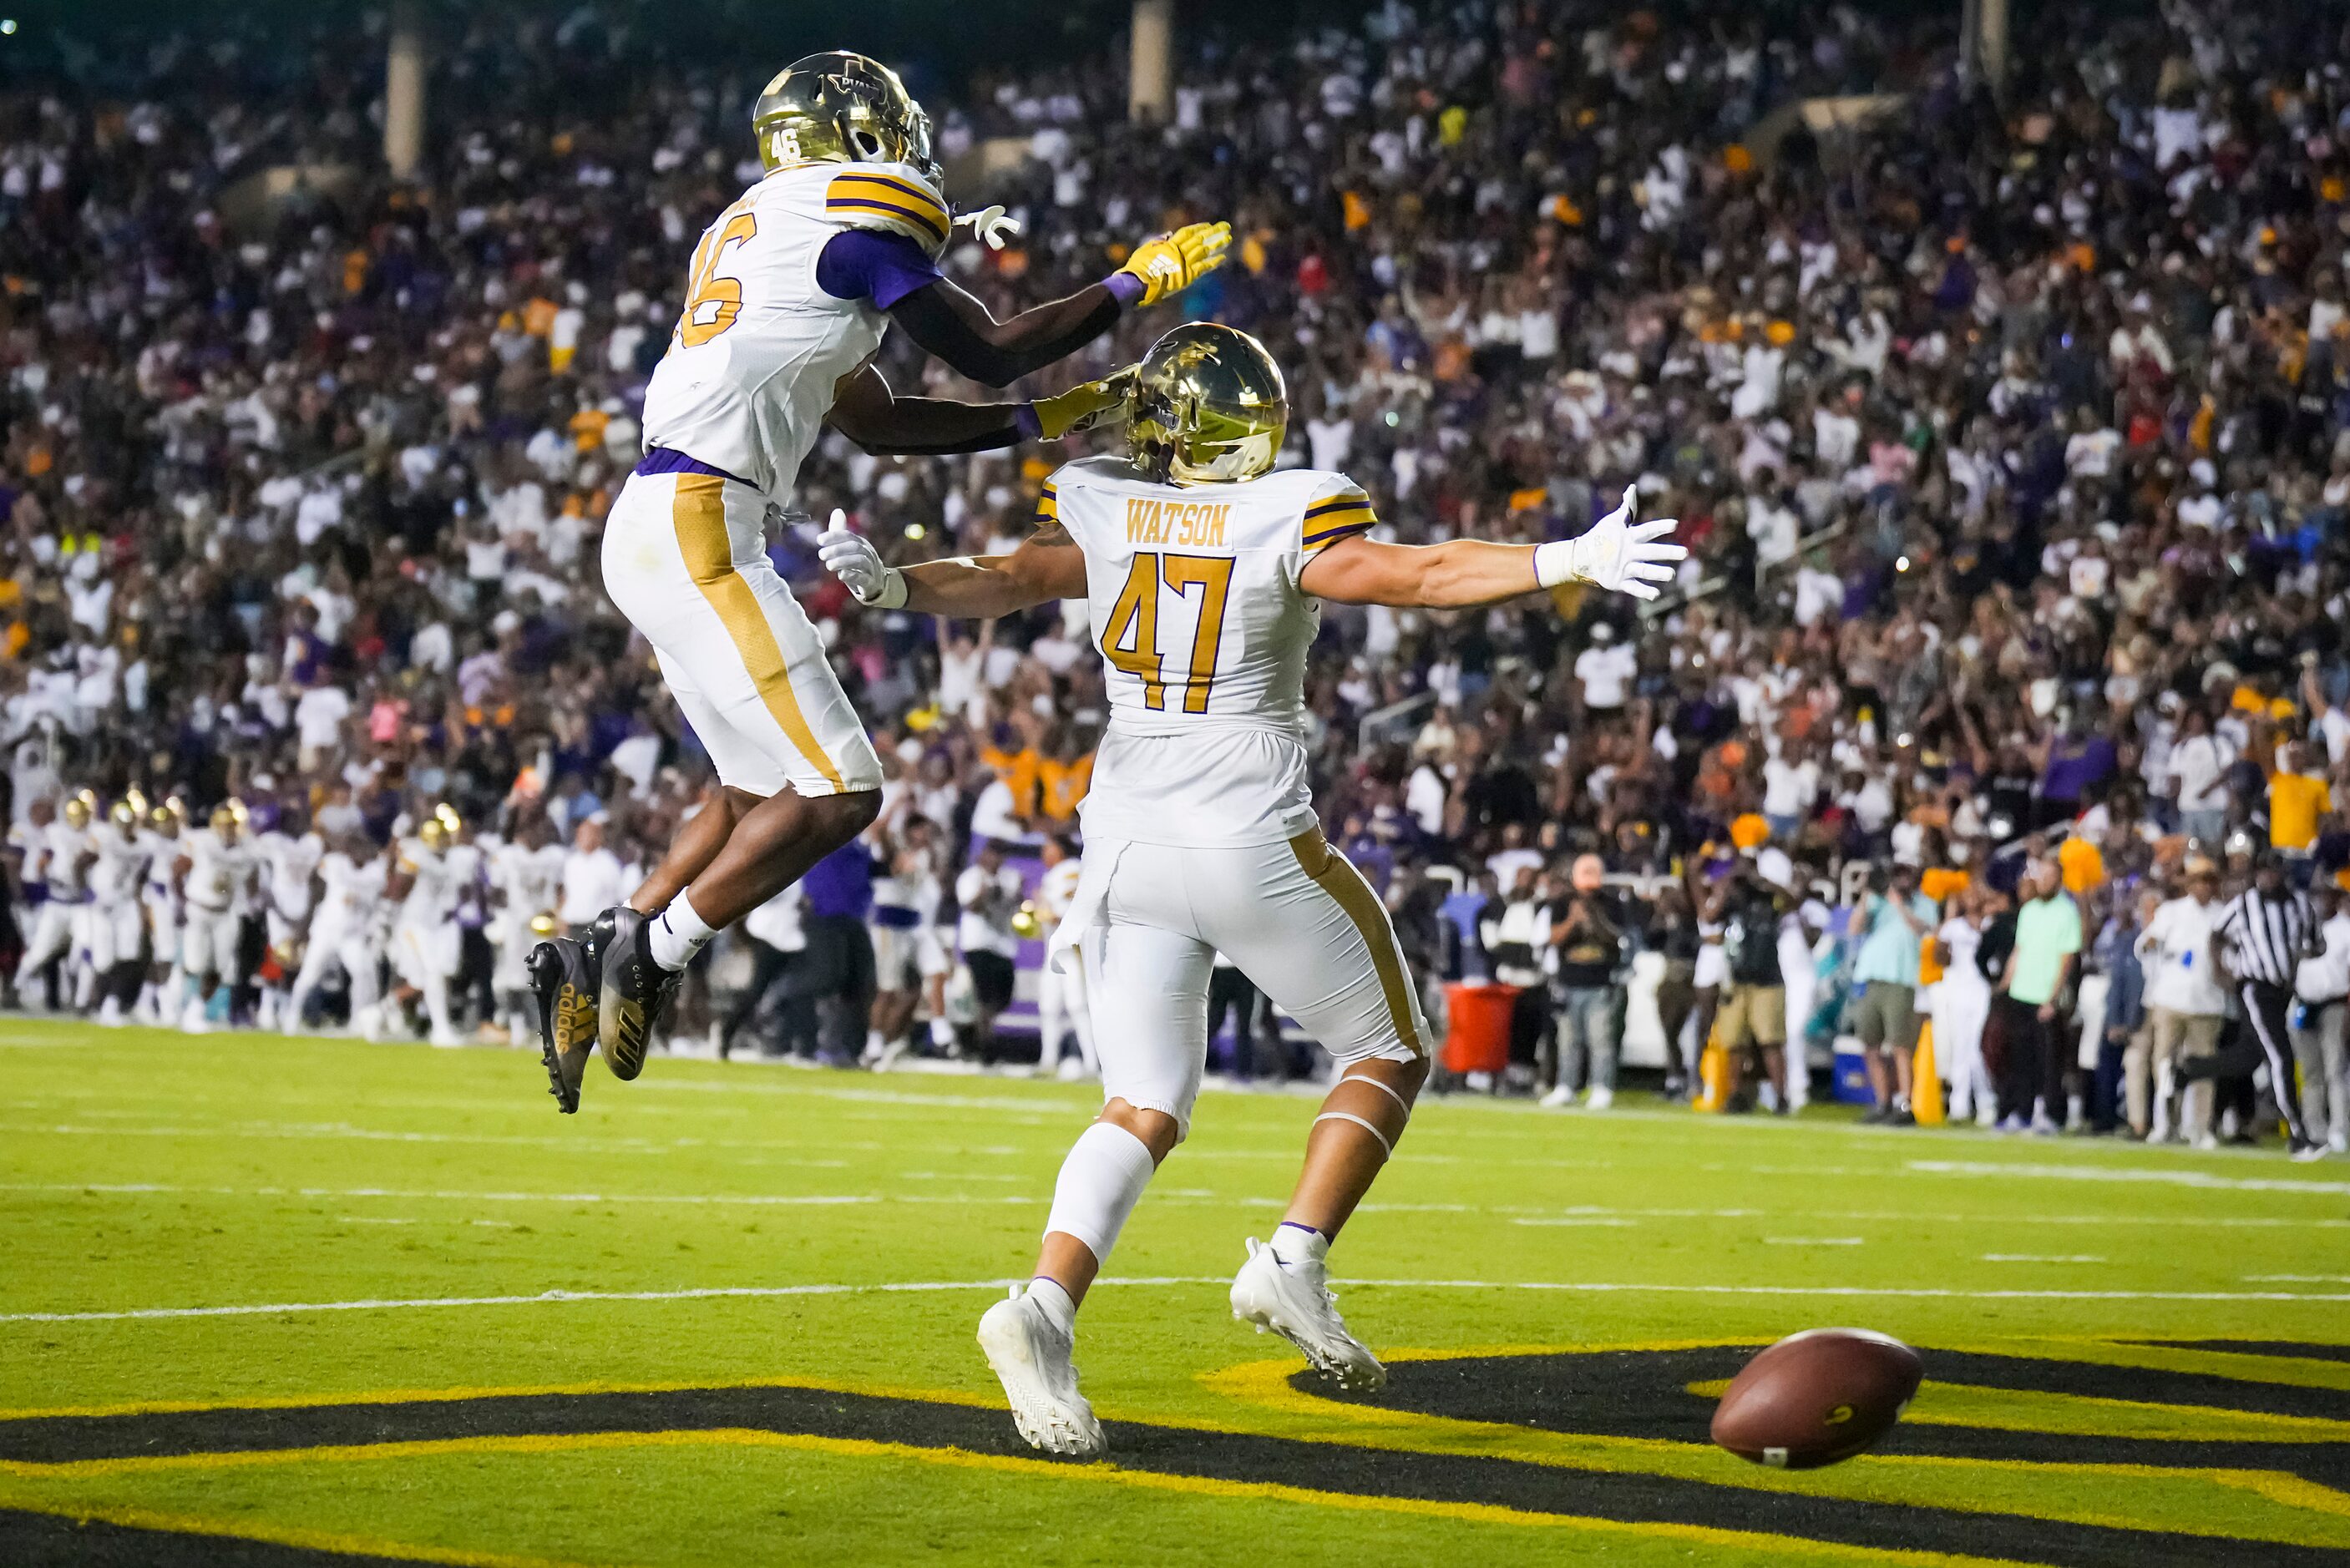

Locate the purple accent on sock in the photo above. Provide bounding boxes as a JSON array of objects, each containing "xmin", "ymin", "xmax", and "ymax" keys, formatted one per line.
[
  {"xmin": 1014, "ymin": 402, "xmax": 1043, "ymax": 442},
  {"xmin": 1103, "ymin": 270, "xmax": 1146, "ymax": 307},
  {"xmin": 1278, "ymin": 1220, "xmax": 1330, "ymax": 1242}
]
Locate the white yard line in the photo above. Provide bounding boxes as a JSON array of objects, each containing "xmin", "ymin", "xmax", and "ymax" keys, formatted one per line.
[
  {"xmin": 1907, "ymin": 1159, "xmax": 2350, "ymax": 1195},
  {"xmin": 1981, "ymin": 1254, "xmax": 2106, "ymax": 1264},
  {"xmin": 1762, "ymin": 1237, "xmax": 1867, "ymax": 1247},
  {"xmin": 12, "ymin": 1274, "xmax": 2350, "ymax": 1327}
]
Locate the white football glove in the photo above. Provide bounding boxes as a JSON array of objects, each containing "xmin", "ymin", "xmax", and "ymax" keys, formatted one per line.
[
  {"xmin": 816, "ymin": 511, "xmax": 907, "ymax": 609},
  {"xmin": 1535, "ymin": 485, "xmax": 1687, "ymax": 601},
  {"xmin": 954, "ymin": 205, "xmax": 1024, "ymax": 251}
]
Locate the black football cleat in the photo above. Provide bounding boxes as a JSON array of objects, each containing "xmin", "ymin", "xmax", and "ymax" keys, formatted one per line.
[
  {"xmin": 593, "ymin": 906, "xmax": 679, "ymax": 1083},
  {"xmin": 529, "ymin": 936, "xmax": 599, "ymax": 1114}
]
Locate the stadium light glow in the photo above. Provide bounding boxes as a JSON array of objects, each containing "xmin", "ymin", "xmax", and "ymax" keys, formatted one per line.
[{"xmin": 1, "ymin": 20, "xmax": 18, "ymax": 34}]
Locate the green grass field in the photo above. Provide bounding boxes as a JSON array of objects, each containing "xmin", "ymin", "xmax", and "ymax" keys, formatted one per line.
[{"xmin": 2, "ymin": 1019, "xmax": 2346, "ymax": 1566}]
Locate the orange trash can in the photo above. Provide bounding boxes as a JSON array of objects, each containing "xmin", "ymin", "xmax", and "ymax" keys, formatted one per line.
[{"xmin": 1443, "ymin": 982, "xmax": 1521, "ymax": 1075}]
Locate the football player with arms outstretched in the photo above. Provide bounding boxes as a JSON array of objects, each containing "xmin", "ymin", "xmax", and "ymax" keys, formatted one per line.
[
  {"xmin": 532, "ymin": 50, "xmax": 1231, "ymax": 1111},
  {"xmin": 822, "ymin": 323, "xmax": 1683, "ymax": 1456}
]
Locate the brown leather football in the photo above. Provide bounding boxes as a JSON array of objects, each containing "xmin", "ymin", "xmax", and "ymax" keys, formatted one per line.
[{"xmin": 1709, "ymin": 1328, "xmax": 1923, "ymax": 1469}]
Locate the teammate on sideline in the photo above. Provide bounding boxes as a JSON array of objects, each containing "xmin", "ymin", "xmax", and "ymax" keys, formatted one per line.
[
  {"xmin": 820, "ymin": 322, "xmax": 1683, "ymax": 1455},
  {"xmin": 490, "ymin": 814, "xmax": 567, "ymax": 1047},
  {"xmin": 13, "ymin": 792, "xmax": 90, "ymax": 1009},
  {"xmin": 1035, "ymin": 833, "xmax": 1097, "ymax": 1081},
  {"xmin": 530, "ymin": 49, "xmax": 1233, "ymax": 1112},
  {"xmin": 134, "ymin": 797, "xmax": 185, "ymax": 1024},
  {"xmin": 176, "ymin": 802, "xmax": 257, "ymax": 1033},
  {"xmin": 285, "ymin": 832, "xmax": 391, "ymax": 1034},
  {"xmin": 86, "ymin": 794, "xmax": 154, "ymax": 1026}
]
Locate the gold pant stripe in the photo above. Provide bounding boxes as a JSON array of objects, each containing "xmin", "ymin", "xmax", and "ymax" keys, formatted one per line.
[
  {"xmin": 670, "ymin": 473, "xmax": 845, "ymax": 793},
  {"xmin": 1288, "ymin": 827, "xmax": 1426, "ymax": 1057}
]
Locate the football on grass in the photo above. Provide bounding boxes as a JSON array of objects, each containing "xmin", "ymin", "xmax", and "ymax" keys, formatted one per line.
[{"xmin": 1710, "ymin": 1328, "xmax": 1923, "ymax": 1469}]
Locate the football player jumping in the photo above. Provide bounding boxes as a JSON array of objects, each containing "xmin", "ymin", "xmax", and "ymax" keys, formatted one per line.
[
  {"xmin": 821, "ymin": 323, "xmax": 1684, "ymax": 1456},
  {"xmin": 531, "ymin": 50, "xmax": 1230, "ymax": 1111}
]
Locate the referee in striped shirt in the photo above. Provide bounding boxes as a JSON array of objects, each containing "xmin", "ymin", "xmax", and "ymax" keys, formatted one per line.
[{"xmin": 2213, "ymin": 852, "xmax": 2322, "ymax": 1158}]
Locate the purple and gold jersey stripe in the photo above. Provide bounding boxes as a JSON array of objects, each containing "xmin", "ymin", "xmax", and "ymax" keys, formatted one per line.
[
  {"xmin": 825, "ymin": 173, "xmax": 949, "ymax": 243},
  {"xmin": 1302, "ymin": 490, "xmax": 1375, "ymax": 551},
  {"xmin": 1304, "ymin": 519, "xmax": 1374, "ymax": 553}
]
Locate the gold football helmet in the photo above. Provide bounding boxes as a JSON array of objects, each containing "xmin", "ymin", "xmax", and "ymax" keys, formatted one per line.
[
  {"xmin": 110, "ymin": 789, "xmax": 146, "ymax": 832},
  {"xmin": 752, "ymin": 52, "xmax": 936, "ymax": 180},
  {"xmin": 1127, "ymin": 323, "xmax": 1289, "ymax": 486},
  {"xmin": 152, "ymin": 795, "xmax": 186, "ymax": 833},
  {"xmin": 210, "ymin": 800, "xmax": 245, "ymax": 841},
  {"xmin": 63, "ymin": 790, "xmax": 94, "ymax": 830}
]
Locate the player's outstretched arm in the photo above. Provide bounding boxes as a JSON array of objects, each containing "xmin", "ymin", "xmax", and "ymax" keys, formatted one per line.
[
  {"xmin": 1299, "ymin": 485, "xmax": 1684, "ymax": 608},
  {"xmin": 828, "ymin": 364, "xmax": 1132, "ymax": 456},
  {"xmin": 886, "ymin": 221, "xmax": 1230, "ymax": 387},
  {"xmin": 818, "ymin": 513, "xmax": 1086, "ymax": 620}
]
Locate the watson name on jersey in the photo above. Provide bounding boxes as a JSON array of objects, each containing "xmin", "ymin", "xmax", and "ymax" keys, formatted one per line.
[{"xmin": 1045, "ymin": 455, "xmax": 1375, "ymax": 849}]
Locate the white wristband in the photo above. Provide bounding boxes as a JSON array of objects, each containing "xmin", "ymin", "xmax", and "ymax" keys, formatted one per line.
[{"xmin": 1532, "ymin": 539, "xmax": 1578, "ymax": 590}]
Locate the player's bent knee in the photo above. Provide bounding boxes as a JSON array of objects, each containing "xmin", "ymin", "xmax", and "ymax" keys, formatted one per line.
[
  {"xmin": 814, "ymin": 787, "xmax": 882, "ymax": 842},
  {"xmin": 1099, "ymin": 1098, "xmax": 1182, "ymax": 1164}
]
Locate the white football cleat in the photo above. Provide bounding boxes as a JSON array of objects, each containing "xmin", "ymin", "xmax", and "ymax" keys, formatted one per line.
[
  {"xmin": 977, "ymin": 1287, "xmax": 1105, "ymax": 1457},
  {"xmin": 1229, "ymin": 1237, "xmax": 1385, "ymax": 1391}
]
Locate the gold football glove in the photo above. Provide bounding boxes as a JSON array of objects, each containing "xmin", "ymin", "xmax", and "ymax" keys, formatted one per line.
[
  {"xmin": 1117, "ymin": 220, "xmax": 1233, "ymax": 306},
  {"xmin": 1032, "ymin": 367, "xmax": 1138, "ymax": 439}
]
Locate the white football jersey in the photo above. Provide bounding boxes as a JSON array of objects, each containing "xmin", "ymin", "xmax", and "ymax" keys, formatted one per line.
[
  {"xmin": 494, "ymin": 842, "xmax": 568, "ymax": 918},
  {"xmin": 88, "ymin": 829, "xmax": 150, "ymax": 904},
  {"xmin": 641, "ymin": 158, "xmax": 950, "ymax": 503},
  {"xmin": 1048, "ymin": 456, "xmax": 1375, "ymax": 848},
  {"xmin": 260, "ymin": 830, "xmax": 325, "ymax": 919},
  {"xmin": 317, "ymin": 850, "xmax": 388, "ymax": 925},
  {"xmin": 182, "ymin": 829, "xmax": 258, "ymax": 913},
  {"xmin": 398, "ymin": 841, "xmax": 479, "ymax": 928},
  {"xmin": 39, "ymin": 820, "xmax": 90, "ymax": 901}
]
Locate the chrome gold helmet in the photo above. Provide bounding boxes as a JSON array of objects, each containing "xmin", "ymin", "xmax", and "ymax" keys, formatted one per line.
[
  {"xmin": 110, "ymin": 789, "xmax": 146, "ymax": 832},
  {"xmin": 1127, "ymin": 323, "xmax": 1289, "ymax": 486},
  {"xmin": 152, "ymin": 795, "xmax": 186, "ymax": 833},
  {"xmin": 752, "ymin": 52, "xmax": 936, "ymax": 180},
  {"xmin": 63, "ymin": 790, "xmax": 94, "ymax": 830},
  {"xmin": 210, "ymin": 799, "xmax": 246, "ymax": 840}
]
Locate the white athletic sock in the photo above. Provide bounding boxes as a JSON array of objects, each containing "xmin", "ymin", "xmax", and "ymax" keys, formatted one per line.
[
  {"xmin": 1042, "ymin": 1121, "xmax": 1158, "ymax": 1264},
  {"xmin": 1025, "ymin": 1276, "xmax": 1077, "ymax": 1335},
  {"xmin": 1270, "ymin": 1221, "xmax": 1330, "ymax": 1267},
  {"xmin": 648, "ymin": 893, "xmax": 717, "ymax": 972}
]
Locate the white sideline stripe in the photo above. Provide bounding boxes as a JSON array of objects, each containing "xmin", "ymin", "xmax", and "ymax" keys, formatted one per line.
[
  {"xmin": 2246, "ymin": 1273, "xmax": 2350, "ymax": 1283},
  {"xmin": 1981, "ymin": 1254, "xmax": 2105, "ymax": 1264},
  {"xmin": 1762, "ymin": 1237, "xmax": 1866, "ymax": 1247},
  {"xmin": 14, "ymin": 1275, "xmax": 2350, "ymax": 1326},
  {"xmin": 1907, "ymin": 1159, "xmax": 2350, "ymax": 1195},
  {"xmin": 1508, "ymin": 1217, "xmax": 1641, "ymax": 1227}
]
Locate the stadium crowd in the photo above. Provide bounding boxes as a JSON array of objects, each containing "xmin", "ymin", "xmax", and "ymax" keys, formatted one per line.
[{"xmin": 0, "ymin": 0, "xmax": 2347, "ymax": 1153}]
